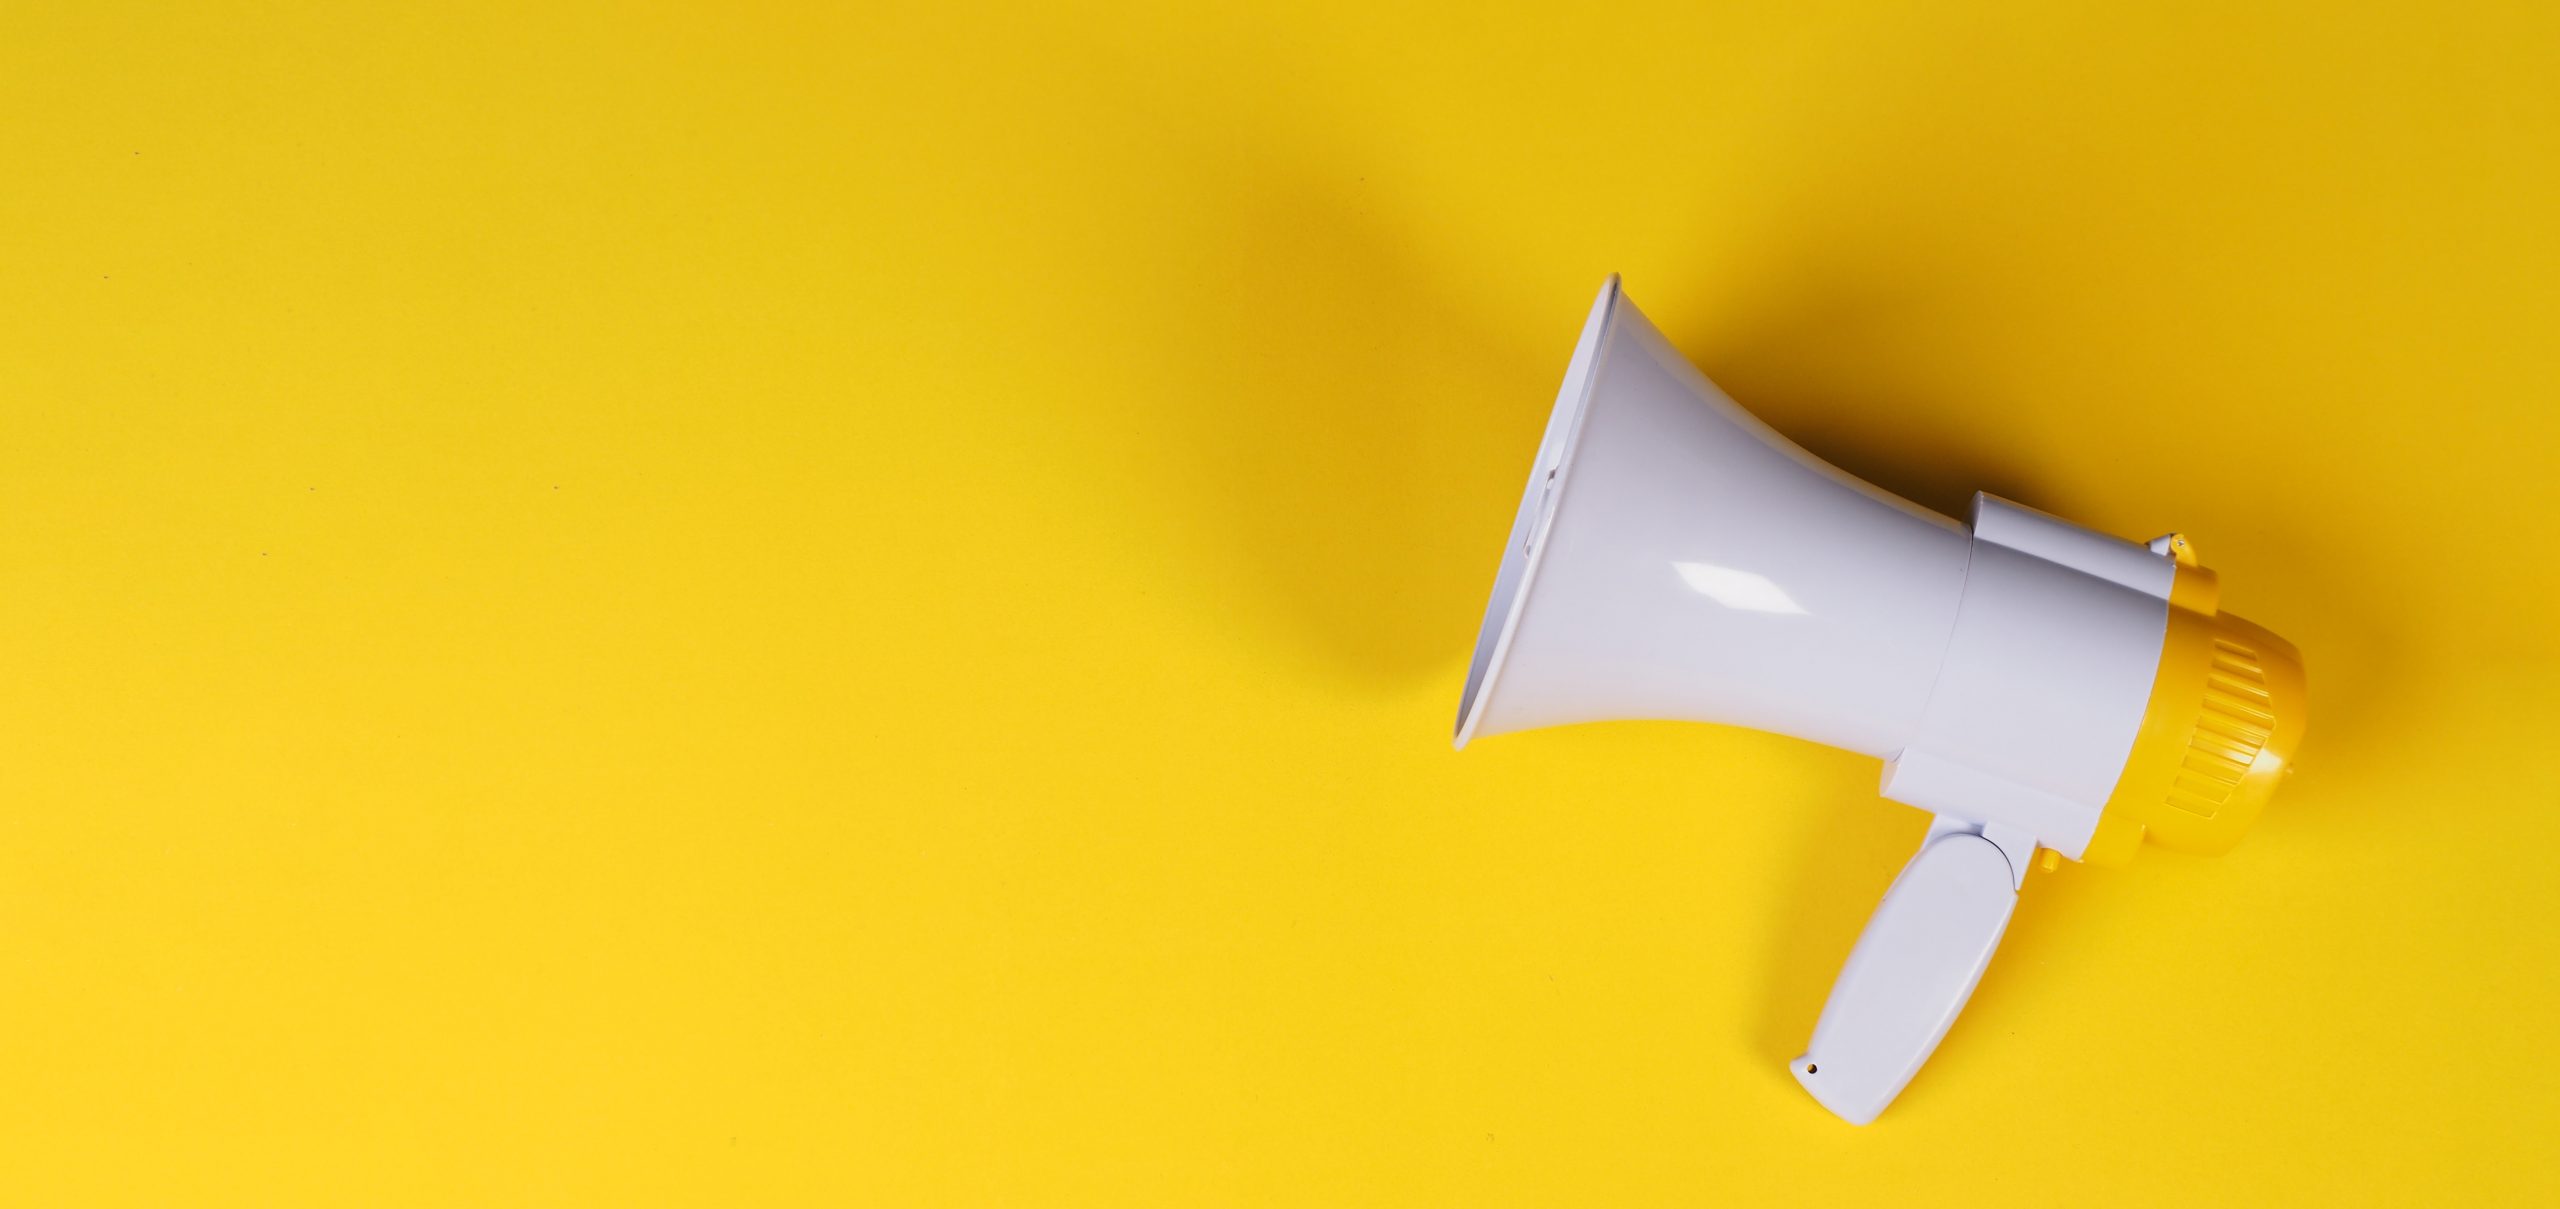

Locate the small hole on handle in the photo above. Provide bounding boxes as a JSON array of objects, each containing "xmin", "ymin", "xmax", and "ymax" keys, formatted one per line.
[{"xmin": 1805, "ymin": 1064, "xmax": 1817, "ymax": 1074}]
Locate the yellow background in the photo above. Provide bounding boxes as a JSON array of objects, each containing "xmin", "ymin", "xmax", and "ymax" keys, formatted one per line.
[{"xmin": 4, "ymin": 1, "xmax": 2557, "ymax": 1203}]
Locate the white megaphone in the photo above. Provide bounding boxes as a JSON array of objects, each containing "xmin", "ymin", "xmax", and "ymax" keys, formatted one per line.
[{"xmin": 1455, "ymin": 276, "xmax": 2306, "ymax": 1125}]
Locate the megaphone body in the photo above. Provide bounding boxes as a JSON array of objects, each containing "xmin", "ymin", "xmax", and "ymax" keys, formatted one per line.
[{"xmin": 1455, "ymin": 277, "xmax": 2305, "ymax": 1125}]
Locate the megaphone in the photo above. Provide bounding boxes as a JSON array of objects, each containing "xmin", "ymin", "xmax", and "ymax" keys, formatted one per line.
[{"xmin": 1454, "ymin": 276, "xmax": 2306, "ymax": 1125}]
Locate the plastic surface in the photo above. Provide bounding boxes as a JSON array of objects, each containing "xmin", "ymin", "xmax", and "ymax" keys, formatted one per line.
[
  {"xmin": 1791, "ymin": 826, "xmax": 2023, "ymax": 1125},
  {"xmin": 2083, "ymin": 556, "xmax": 2310, "ymax": 864},
  {"xmin": 1456, "ymin": 277, "xmax": 1621, "ymax": 745},
  {"xmin": 1450, "ymin": 277, "xmax": 2305, "ymax": 1124},
  {"xmin": 1454, "ymin": 280, "xmax": 2177, "ymax": 861},
  {"xmin": 1880, "ymin": 496, "xmax": 2173, "ymax": 858},
  {"xmin": 1454, "ymin": 279, "xmax": 1971, "ymax": 758}
]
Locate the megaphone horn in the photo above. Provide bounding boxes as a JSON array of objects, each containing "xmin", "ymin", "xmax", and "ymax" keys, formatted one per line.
[{"xmin": 1453, "ymin": 276, "xmax": 2306, "ymax": 1125}]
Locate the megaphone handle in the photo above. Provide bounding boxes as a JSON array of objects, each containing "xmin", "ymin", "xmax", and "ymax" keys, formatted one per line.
[{"xmin": 1790, "ymin": 817, "xmax": 2031, "ymax": 1125}]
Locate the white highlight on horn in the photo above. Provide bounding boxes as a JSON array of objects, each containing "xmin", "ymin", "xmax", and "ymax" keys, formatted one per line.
[{"xmin": 1672, "ymin": 561, "xmax": 1807, "ymax": 614}]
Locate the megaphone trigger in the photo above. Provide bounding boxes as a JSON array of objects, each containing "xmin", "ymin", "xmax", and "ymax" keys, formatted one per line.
[{"xmin": 1794, "ymin": 816, "xmax": 2034, "ymax": 1125}]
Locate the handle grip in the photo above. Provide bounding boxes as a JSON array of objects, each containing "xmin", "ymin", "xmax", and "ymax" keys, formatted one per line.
[{"xmin": 1791, "ymin": 821, "xmax": 2028, "ymax": 1124}]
